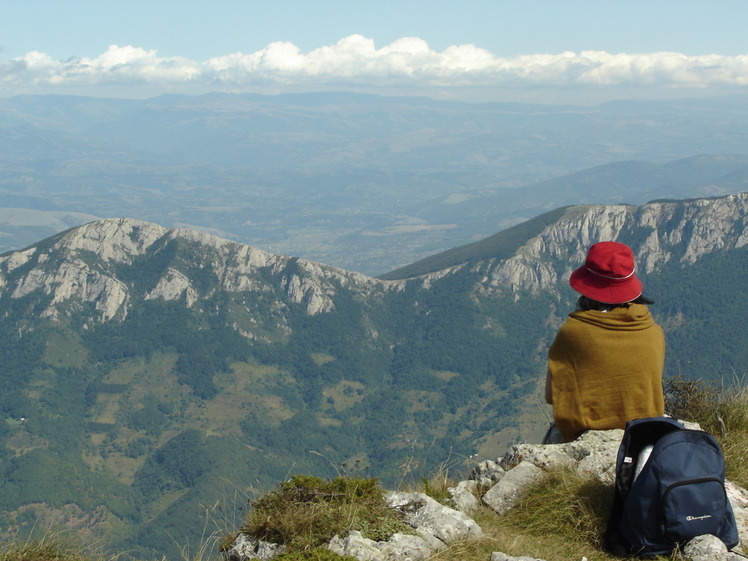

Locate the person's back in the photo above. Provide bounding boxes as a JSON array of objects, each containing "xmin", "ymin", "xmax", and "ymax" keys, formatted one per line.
[{"xmin": 544, "ymin": 242, "xmax": 665, "ymax": 442}]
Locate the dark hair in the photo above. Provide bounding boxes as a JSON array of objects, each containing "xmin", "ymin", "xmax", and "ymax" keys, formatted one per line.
[{"xmin": 576, "ymin": 294, "xmax": 655, "ymax": 312}]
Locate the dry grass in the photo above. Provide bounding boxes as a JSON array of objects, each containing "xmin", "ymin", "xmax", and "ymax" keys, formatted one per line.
[
  {"xmin": 424, "ymin": 471, "xmax": 681, "ymax": 561},
  {"xmin": 715, "ymin": 384, "xmax": 748, "ymax": 488},
  {"xmin": 0, "ymin": 533, "xmax": 105, "ymax": 561},
  {"xmin": 665, "ymin": 374, "xmax": 748, "ymax": 488}
]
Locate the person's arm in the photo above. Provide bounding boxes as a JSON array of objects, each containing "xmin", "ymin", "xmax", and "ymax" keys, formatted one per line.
[{"xmin": 545, "ymin": 367, "xmax": 553, "ymax": 404}]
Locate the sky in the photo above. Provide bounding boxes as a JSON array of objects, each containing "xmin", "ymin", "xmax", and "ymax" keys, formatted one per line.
[{"xmin": 1, "ymin": 0, "xmax": 747, "ymax": 104}]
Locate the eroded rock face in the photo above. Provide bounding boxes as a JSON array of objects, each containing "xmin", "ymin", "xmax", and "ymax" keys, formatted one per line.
[
  {"xmin": 474, "ymin": 193, "xmax": 748, "ymax": 297},
  {"xmin": 7, "ymin": 194, "xmax": 748, "ymax": 325},
  {"xmin": 0, "ymin": 217, "xmax": 397, "ymax": 324}
]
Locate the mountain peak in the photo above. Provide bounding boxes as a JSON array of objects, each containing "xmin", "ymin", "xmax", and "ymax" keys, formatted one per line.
[
  {"xmin": 0, "ymin": 216, "xmax": 396, "ymax": 324},
  {"xmin": 60, "ymin": 217, "xmax": 167, "ymax": 263}
]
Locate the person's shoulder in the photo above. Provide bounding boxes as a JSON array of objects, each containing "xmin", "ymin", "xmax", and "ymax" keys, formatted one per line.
[
  {"xmin": 563, "ymin": 310, "xmax": 601, "ymax": 331},
  {"xmin": 626, "ymin": 303, "xmax": 654, "ymax": 320}
]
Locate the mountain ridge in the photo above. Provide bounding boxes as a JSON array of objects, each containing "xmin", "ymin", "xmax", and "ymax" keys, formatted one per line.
[{"xmin": 7, "ymin": 191, "xmax": 748, "ymax": 334}]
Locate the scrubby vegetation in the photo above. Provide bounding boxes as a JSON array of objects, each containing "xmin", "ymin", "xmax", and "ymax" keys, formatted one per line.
[{"xmin": 239, "ymin": 475, "xmax": 408, "ymax": 555}]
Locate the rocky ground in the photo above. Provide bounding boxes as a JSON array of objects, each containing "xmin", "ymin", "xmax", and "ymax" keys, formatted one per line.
[{"xmin": 227, "ymin": 427, "xmax": 748, "ymax": 561}]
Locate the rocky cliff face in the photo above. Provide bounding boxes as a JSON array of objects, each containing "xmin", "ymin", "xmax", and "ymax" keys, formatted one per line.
[
  {"xmin": 0, "ymin": 217, "xmax": 404, "ymax": 326},
  {"xmin": 472, "ymin": 193, "xmax": 748, "ymax": 298},
  {"xmin": 4, "ymin": 193, "xmax": 748, "ymax": 330}
]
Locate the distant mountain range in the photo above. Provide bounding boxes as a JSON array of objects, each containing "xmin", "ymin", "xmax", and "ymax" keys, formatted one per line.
[
  {"xmin": 1, "ymin": 92, "xmax": 748, "ymax": 274},
  {"xmin": 3, "ymin": 193, "xmax": 748, "ymax": 558}
]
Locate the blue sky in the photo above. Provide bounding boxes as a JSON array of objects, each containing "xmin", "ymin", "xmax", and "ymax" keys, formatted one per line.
[{"xmin": 2, "ymin": 0, "xmax": 747, "ymax": 103}]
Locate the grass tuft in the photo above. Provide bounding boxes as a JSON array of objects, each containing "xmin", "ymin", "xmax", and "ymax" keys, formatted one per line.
[
  {"xmin": 240, "ymin": 475, "xmax": 410, "ymax": 552},
  {"xmin": 0, "ymin": 534, "xmax": 104, "ymax": 561},
  {"xmin": 501, "ymin": 468, "xmax": 613, "ymax": 548}
]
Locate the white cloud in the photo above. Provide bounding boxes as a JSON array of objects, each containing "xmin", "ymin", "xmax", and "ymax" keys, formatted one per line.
[{"xmin": 1, "ymin": 35, "xmax": 747, "ymax": 96}]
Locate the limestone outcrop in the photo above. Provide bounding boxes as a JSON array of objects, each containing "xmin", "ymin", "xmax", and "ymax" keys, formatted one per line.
[
  {"xmin": 6, "ymin": 194, "xmax": 748, "ymax": 326},
  {"xmin": 227, "ymin": 428, "xmax": 748, "ymax": 561}
]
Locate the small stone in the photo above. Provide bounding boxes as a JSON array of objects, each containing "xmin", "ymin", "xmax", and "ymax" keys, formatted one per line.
[
  {"xmin": 226, "ymin": 533, "xmax": 284, "ymax": 561},
  {"xmin": 490, "ymin": 551, "xmax": 546, "ymax": 561},
  {"xmin": 682, "ymin": 534, "xmax": 728, "ymax": 561}
]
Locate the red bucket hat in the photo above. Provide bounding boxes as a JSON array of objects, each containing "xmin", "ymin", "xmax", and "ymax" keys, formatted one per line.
[{"xmin": 569, "ymin": 241, "xmax": 643, "ymax": 304}]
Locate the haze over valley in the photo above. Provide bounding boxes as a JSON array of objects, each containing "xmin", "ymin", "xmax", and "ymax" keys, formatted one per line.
[{"xmin": 0, "ymin": 92, "xmax": 747, "ymax": 276}]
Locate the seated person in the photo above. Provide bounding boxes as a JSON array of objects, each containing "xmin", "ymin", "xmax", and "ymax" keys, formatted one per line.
[{"xmin": 544, "ymin": 241, "xmax": 665, "ymax": 443}]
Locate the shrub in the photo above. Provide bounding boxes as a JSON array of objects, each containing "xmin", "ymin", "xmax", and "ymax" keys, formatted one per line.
[
  {"xmin": 240, "ymin": 475, "xmax": 410, "ymax": 552},
  {"xmin": 664, "ymin": 375, "xmax": 722, "ymax": 433}
]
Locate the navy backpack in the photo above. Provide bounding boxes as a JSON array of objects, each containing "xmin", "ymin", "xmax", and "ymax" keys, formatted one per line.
[{"xmin": 604, "ymin": 416, "xmax": 739, "ymax": 557}]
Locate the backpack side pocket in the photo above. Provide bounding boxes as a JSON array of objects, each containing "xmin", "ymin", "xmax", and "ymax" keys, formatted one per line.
[{"xmin": 661, "ymin": 477, "xmax": 728, "ymax": 541}]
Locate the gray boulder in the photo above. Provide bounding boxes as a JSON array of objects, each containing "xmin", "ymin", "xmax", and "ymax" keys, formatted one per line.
[
  {"xmin": 682, "ymin": 534, "xmax": 745, "ymax": 561},
  {"xmin": 328, "ymin": 530, "xmax": 433, "ymax": 561},
  {"xmin": 482, "ymin": 460, "xmax": 544, "ymax": 515},
  {"xmin": 490, "ymin": 552, "xmax": 547, "ymax": 561},
  {"xmin": 386, "ymin": 491, "xmax": 483, "ymax": 547},
  {"xmin": 499, "ymin": 429, "xmax": 623, "ymax": 485},
  {"xmin": 447, "ymin": 479, "xmax": 481, "ymax": 514},
  {"xmin": 328, "ymin": 531, "xmax": 384, "ymax": 561},
  {"xmin": 470, "ymin": 459, "xmax": 505, "ymax": 486},
  {"xmin": 726, "ymin": 480, "xmax": 748, "ymax": 550}
]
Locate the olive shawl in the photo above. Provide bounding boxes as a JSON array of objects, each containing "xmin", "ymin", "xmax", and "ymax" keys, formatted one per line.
[{"xmin": 547, "ymin": 303, "xmax": 665, "ymax": 442}]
